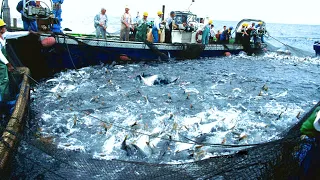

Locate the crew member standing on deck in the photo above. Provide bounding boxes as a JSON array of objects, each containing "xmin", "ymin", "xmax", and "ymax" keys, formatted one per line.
[
  {"xmin": 165, "ymin": 11, "xmax": 177, "ymax": 43},
  {"xmin": 135, "ymin": 12, "xmax": 149, "ymax": 42},
  {"xmin": 0, "ymin": 19, "xmax": 35, "ymax": 101},
  {"xmin": 152, "ymin": 11, "xmax": 163, "ymax": 43},
  {"xmin": 51, "ymin": 0, "xmax": 64, "ymax": 33},
  {"xmin": 202, "ymin": 20, "xmax": 213, "ymax": 45},
  {"xmin": 16, "ymin": 0, "xmax": 38, "ymax": 32},
  {"xmin": 94, "ymin": 8, "xmax": 108, "ymax": 39},
  {"xmin": 120, "ymin": 6, "xmax": 132, "ymax": 41}
]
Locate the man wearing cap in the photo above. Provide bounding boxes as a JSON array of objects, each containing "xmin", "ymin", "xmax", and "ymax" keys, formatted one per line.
[
  {"xmin": 152, "ymin": 11, "xmax": 163, "ymax": 43},
  {"xmin": 135, "ymin": 12, "xmax": 149, "ymax": 42},
  {"xmin": 94, "ymin": 8, "xmax": 108, "ymax": 39},
  {"xmin": 120, "ymin": 6, "xmax": 132, "ymax": 41},
  {"xmin": 0, "ymin": 19, "xmax": 35, "ymax": 101},
  {"xmin": 165, "ymin": 11, "xmax": 177, "ymax": 43}
]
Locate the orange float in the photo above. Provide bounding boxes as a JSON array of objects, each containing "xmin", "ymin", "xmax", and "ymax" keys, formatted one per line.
[
  {"xmin": 224, "ymin": 52, "xmax": 231, "ymax": 57},
  {"xmin": 41, "ymin": 37, "xmax": 56, "ymax": 47}
]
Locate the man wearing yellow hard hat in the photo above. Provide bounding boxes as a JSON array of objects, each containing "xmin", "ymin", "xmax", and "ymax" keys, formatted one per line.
[
  {"xmin": 201, "ymin": 20, "xmax": 213, "ymax": 45},
  {"xmin": 152, "ymin": 11, "xmax": 163, "ymax": 42},
  {"xmin": 0, "ymin": 19, "xmax": 35, "ymax": 101},
  {"xmin": 135, "ymin": 12, "xmax": 149, "ymax": 42},
  {"xmin": 256, "ymin": 21, "xmax": 265, "ymax": 43},
  {"xmin": 120, "ymin": 5, "xmax": 132, "ymax": 41}
]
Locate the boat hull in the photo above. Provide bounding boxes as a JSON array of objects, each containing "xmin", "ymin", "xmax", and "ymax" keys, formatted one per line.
[
  {"xmin": 314, "ymin": 43, "xmax": 320, "ymax": 56},
  {"xmin": 8, "ymin": 34, "xmax": 265, "ymax": 79}
]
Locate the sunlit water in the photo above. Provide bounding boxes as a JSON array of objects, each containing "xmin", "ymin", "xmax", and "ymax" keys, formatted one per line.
[{"xmin": 29, "ymin": 53, "xmax": 320, "ymax": 163}]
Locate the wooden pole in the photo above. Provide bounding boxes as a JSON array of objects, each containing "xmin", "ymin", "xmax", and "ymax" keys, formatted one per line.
[
  {"xmin": 13, "ymin": 18, "xmax": 17, "ymax": 28},
  {"xmin": 162, "ymin": 5, "xmax": 165, "ymax": 21}
]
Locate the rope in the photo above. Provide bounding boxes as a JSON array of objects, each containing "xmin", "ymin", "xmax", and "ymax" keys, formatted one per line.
[{"xmin": 266, "ymin": 34, "xmax": 291, "ymax": 47}]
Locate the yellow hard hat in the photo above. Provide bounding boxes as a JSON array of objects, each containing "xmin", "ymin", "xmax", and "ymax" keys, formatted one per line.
[
  {"xmin": 0, "ymin": 19, "xmax": 6, "ymax": 27},
  {"xmin": 258, "ymin": 21, "xmax": 263, "ymax": 25},
  {"xmin": 157, "ymin": 11, "xmax": 163, "ymax": 15},
  {"xmin": 209, "ymin": 20, "xmax": 213, "ymax": 24},
  {"xmin": 143, "ymin": 12, "xmax": 148, "ymax": 16}
]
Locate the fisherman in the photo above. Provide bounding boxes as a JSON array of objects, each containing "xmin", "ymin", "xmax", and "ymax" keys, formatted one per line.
[
  {"xmin": 165, "ymin": 11, "xmax": 177, "ymax": 43},
  {"xmin": 209, "ymin": 24, "xmax": 216, "ymax": 43},
  {"xmin": 0, "ymin": 19, "xmax": 36, "ymax": 101},
  {"xmin": 198, "ymin": 18, "xmax": 205, "ymax": 31},
  {"xmin": 152, "ymin": 11, "xmax": 163, "ymax": 43},
  {"xmin": 300, "ymin": 106, "xmax": 320, "ymax": 178},
  {"xmin": 241, "ymin": 23, "xmax": 250, "ymax": 51},
  {"xmin": 201, "ymin": 20, "xmax": 213, "ymax": 45},
  {"xmin": 16, "ymin": 0, "xmax": 38, "ymax": 31},
  {"xmin": 94, "ymin": 8, "xmax": 108, "ymax": 39},
  {"xmin": 132, "ymin": 11, "xmax": 140, "ymax": 39},
  {"xmin": 256, "ymin": 22, "xmax": 266, "ymax": 43},
  {"xmin": 249, "ymin": 22, "xmax": 258, "ymax": 44},
  {"xmin": 135, "ymin": 12, "xmax": 149, "ymax": 42},
  {"xmin": 120, "ymin": 5, "xmax": 132, "ymax": 41},
  {"xmin": 220, "ymin": 27, "xmax": 233, "ymax": 44},
  {"xmin": 51, "ymin": 0, "xmax": 64, "ymax": 32}
]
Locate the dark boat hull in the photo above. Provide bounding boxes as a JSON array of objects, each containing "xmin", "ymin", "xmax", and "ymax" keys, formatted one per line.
[
  {"xmin": 8, "ymin": 34, "xmax": 265, "ymax": 79},
  {"xmin": 314, "ymin": 43, "xmax": 320, "ymax": 56}
]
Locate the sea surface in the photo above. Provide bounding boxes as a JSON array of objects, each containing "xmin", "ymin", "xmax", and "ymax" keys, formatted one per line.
[{"xmin": 10, "ymin": 16, "xmax": 320, "ymax": 179}]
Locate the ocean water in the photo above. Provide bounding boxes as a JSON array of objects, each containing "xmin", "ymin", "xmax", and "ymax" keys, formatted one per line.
[
  {"xmin": 10, "ymin": 14, "xmax": 320, "ymax": 179},
  {"xmin": 28, "ymin": 54, "xmax": 320, "ymax": 164}
]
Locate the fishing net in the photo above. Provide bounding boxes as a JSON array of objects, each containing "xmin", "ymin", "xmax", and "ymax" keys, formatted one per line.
[
  {"xmin": 264, "ymin": 35, "xmax": 314, "ymax": 57},
  {"xmin": 0, "ymin": 101, "xmax": 318, "ymax": 180},
  {"xmin": 4, "ymin": 32, "xmax": 320, "ymax": 179}
]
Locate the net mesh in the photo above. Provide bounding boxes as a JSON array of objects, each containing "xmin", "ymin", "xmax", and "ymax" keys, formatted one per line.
[
  {"xmin": 3, "ymin": 102, "xmax": 317, "ymax": 180},
  {"xmin": 4, "ymin": 33, "xmax": 320, "ymax": 180}
]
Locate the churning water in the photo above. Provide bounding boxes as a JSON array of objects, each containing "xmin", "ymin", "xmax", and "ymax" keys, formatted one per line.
[{"xmin": 29, "ymin": 53, "xmax": 320, "ymax": 164}]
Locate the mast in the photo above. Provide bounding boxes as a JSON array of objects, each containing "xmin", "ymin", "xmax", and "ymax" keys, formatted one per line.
[{"xmin": 3, "ymin": 0, "xmax": 11, "ymax": 27}]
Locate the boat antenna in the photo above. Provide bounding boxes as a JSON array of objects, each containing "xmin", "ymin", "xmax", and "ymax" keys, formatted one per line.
[{"xmin": 187, "ymin": 0, "xmax": 195, "ymax": 12}]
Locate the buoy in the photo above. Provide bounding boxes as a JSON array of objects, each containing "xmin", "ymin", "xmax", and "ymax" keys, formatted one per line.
[
  {"xmin": 41, "ymin": 37, "xmax": 56, "ymax": 47},
  {"xmin": 119, "ymin": 54, "xmax": 131, "ymax": 61},
  {"xmin": 195, "ymin": 30, "xmax": 203, "ymax": 43},
  {"xmin": 224, "ymin": 52, "xmax": 231, "ymax": 57}
]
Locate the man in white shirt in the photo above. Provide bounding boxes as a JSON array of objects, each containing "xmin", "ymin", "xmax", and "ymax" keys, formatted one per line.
[
  {"xmin": 152, "ymin": 11, "xmax": 163, "ymax": 42},
  {"xmin": 0, "ymin": 19, "xmax": 33, "ymax": 101},
  {"xmin": 120, "ymin": 6, "xmax": 132, "ymax": 41},
  {"xmin": 94, "ymin": 8, "xmax": 108, "ymax": 39},
  {"xmin": 210, "ymin": 24, "xmax": 216, "ymax": 42}
]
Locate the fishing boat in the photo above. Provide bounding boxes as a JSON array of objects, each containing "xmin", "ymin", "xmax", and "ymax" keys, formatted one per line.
[
  {"xmin": 314, "ymin": 41, "xmax": 320, "ymax": 56},
  {"xmin": 3, "ymin": 0, "xmax": 267, "ymax": 79},
  {"xmin": 0, "ymin": 67, "xmax": 31, "ymax": 177}
]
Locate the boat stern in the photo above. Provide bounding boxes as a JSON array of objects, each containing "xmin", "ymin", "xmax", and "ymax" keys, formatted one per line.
[{"xmin": 314, "ymin": 41, "xmax": 320, "ymax": 56}]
